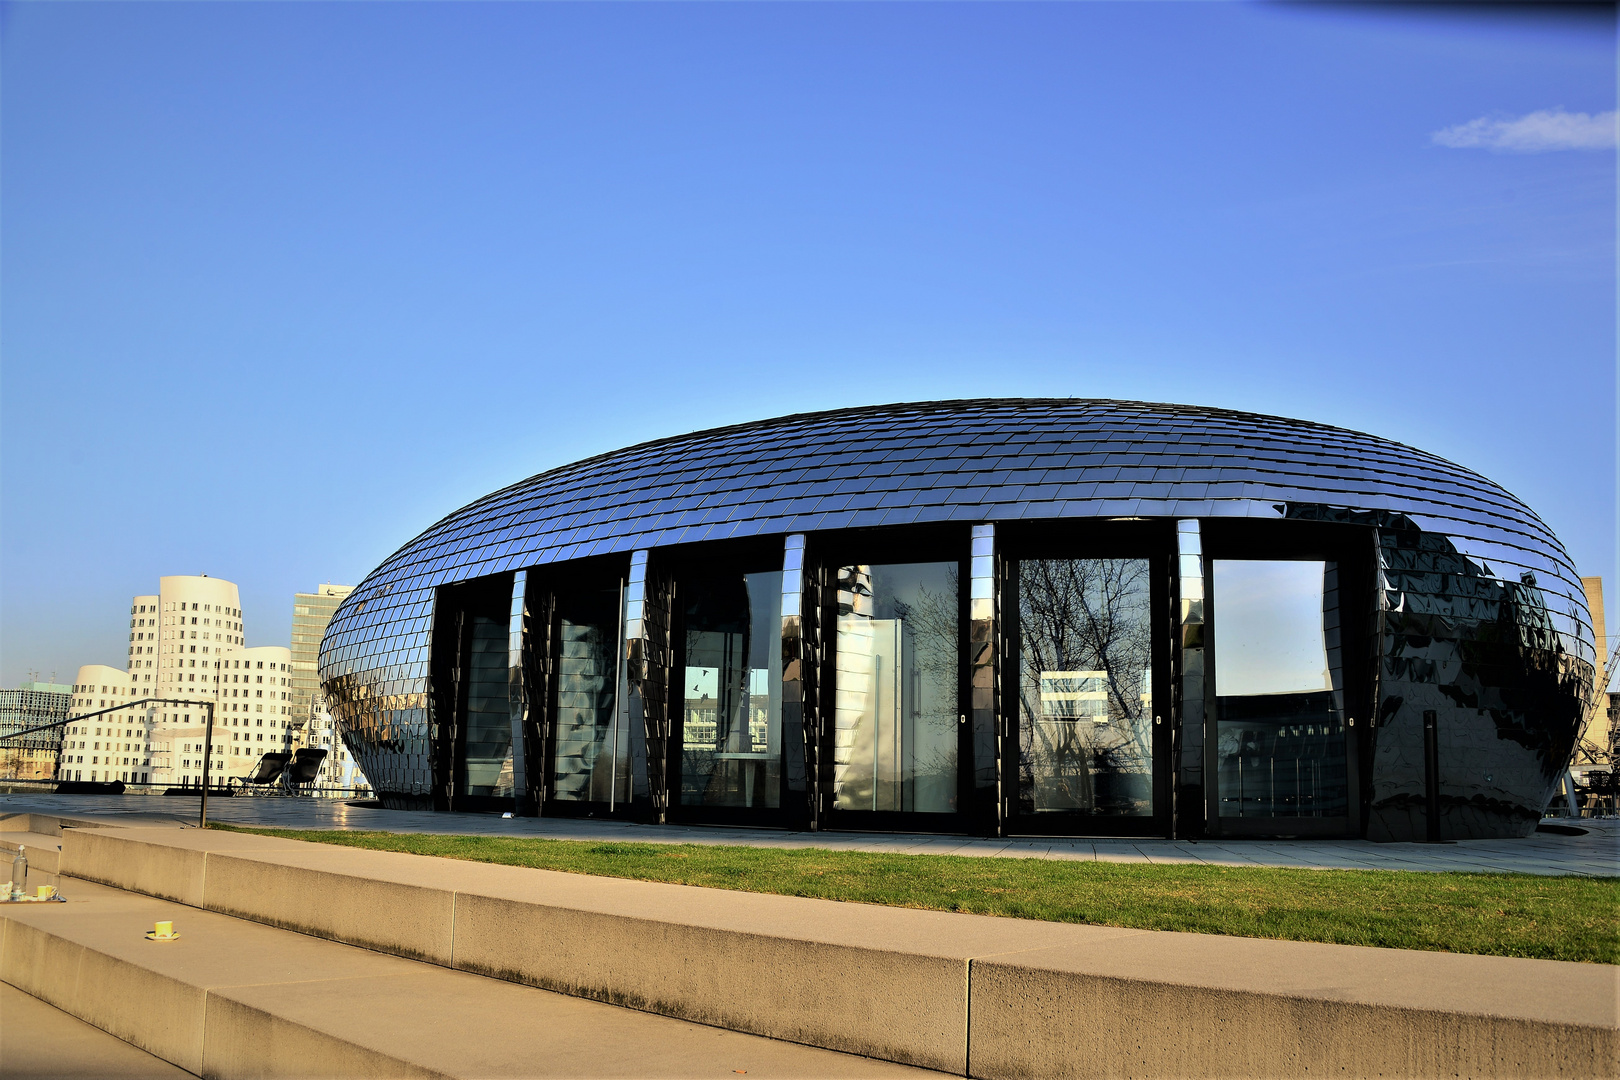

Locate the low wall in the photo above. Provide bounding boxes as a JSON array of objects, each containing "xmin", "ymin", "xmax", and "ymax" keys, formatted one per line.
[{"xmin": 57, "ymin": 826, "xmax": 1619, "ymax": 1079}]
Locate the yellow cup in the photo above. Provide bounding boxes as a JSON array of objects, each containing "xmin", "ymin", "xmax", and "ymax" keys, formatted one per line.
[
  {"xmin": 35, "ymin": 886, "xmax": 54, "ymax": 899},
  {"xmin": 154, "ymin": 921, "xmax": 173, "ymax": 937}
]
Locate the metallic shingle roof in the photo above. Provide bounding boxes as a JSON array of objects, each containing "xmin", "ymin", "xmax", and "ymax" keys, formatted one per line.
[{"xmin": 320, "ymin": 397, "xmax": 1591, "ymax": 700}]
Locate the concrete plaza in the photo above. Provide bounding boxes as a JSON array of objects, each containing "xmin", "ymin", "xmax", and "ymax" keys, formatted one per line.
[{"xmin": 1, "ymin": 791, "xmax": 1614, "ymax": 877}]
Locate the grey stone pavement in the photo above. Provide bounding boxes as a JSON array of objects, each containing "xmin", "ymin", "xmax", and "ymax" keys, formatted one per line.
[{"xmin": 3, "ymin": 792, "xmax": 1616, "ymax": 876}]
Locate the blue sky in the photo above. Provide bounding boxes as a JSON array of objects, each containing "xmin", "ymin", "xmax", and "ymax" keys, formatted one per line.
[{"xmin": 2, "ymin": 2, "xmax": 1614, "ymax": 687}]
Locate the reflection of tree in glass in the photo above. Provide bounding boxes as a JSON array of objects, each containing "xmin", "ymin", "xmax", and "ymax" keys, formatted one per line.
[{"xmin": 1018, "ymin": 560, "xmax": 1152, "ymax": 810}]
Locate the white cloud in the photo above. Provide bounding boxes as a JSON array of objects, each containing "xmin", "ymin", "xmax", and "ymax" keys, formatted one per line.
[{"xmin": 1431, "ymin": 109, "xmax": 1618, "ymax": 153}]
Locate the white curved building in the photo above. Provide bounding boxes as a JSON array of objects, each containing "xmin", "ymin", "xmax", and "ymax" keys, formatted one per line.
[
  {"xmin": 59, "ymin": 665, "xmax": 140, "ymax": 784},
  {"xmin": 59, "ymin": 575, "xmax": 296, "ymax": 787}
]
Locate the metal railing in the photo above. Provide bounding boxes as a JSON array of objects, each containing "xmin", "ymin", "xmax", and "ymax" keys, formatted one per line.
[{"xmin": 1, "ymin": 696, "xmax": 224, "ymax": 826}]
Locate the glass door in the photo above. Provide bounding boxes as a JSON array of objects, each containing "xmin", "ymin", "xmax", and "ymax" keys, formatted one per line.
[
  {"xmin": 821, "ymin": 539, "xmax": 967, "ymax": 831},
  {"xmin": 668, "ymin": 562, "xmax": 784, "ymax": 823},
  {"xmin": 1007, "ymin": 546, "xmax": 1169, "ymax": 835}
]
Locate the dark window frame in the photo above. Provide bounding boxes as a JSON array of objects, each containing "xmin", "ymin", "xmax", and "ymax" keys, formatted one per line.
[
  {"xmin": 431, "ymin": 573, "xmax": 516, "ymax": 815},
  {"xmin": 811, "ymin": 525, "xmax": 974, "ymax": 834},
  {"xmin": 997, "ymin": 519, "xmax": 1176, "ymax": 838},
  {"xmin": 527, "ymin": 553, "xmax": 636, "ymax": 821},
  {"xmin": 659, "ymin": 536, "xmax": 793, "ymax": 828},
  {"xmin": 1199, "ymin": 518, "xmax": 1374, "ymax": 839}
]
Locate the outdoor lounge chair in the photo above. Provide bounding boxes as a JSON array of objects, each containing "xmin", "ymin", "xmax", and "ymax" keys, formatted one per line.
[
  {"xmin": 230, "ymin": 752, "xmax": 291, "ymax": 795},
  {"xmin": 281, "ymin": 748, "xmax": 328, "ymax": 794}
]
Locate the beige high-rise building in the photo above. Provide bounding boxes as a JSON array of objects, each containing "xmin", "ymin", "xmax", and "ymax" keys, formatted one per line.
[
  {"xmin": 1578, "ymin": 577, "xmax": 1610, "ymax": 763},
  {"xmin": 290, "ymin": 584, "xmax": 355, "ymax": 722},
  {"xmin": 58, "ymin": 575, "xmax": 296, "ymax": 787}
]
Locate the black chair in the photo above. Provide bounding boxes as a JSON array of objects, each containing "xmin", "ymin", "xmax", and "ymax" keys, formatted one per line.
[
  {"xmin": 281, "ymin": 748, "xmax": 328, "ymax": 794},
  {"xmin": 230, "ymin": 752, "xmax": 291, "ymax": 795}
]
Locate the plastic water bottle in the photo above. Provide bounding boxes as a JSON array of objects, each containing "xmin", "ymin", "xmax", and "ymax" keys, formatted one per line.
[{"xmin": 9, "ymin": 847, "xmax": 26, "ymax": 901}]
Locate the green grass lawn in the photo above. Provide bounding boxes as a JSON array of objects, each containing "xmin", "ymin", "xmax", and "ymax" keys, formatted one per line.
[{"xmin": 212, "ymin": 825, "xmax": 1618, "ymax": 964}]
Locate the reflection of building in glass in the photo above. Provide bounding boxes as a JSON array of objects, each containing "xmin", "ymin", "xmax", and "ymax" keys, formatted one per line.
[
  {"xmin": 300, "ymin": 703, "xmax": 372, "ymax": 794},
  {"xmin": 0, "ymin": 681, "xmax": 71, "ymax": 780},
  {"xmin": 321, "ymin": 400, "xmax": 1597, "ymax": 841}
]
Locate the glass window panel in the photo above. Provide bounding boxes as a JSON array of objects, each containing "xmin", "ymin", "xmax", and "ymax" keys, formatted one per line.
[
  {"xmin": 833, "ymin": 561, "xmax": 958, "ymax": 813},
  {"xmin": 1016, "ymin": 559, "xmax": 1153, "ymax": 817},
  {"xmin": 678, "ymin": 569, "xmax": 782, "ymax": 809},
  {"xmin": 458, "ymin": 616, "xmax": 513, "ymax": 798},
  {"xmin": 550, "ymin": 583, "xmax": 629, "ymax": 804},
  {"xmin": 1212, "ymin": 559, "xmax": 1347, "ymax": 819}
]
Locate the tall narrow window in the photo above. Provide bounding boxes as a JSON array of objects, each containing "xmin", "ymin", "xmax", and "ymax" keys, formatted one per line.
[
  {"xmin": 1211, "ymin": 560, "xmax": 1346, "ymax": 819},
  {"xmin": 1016, "ymin": 558, "xmax": 1153, "ymax": 817},
  {"xmin": 832, "ymin": 562, "xmax": 958, "ymax": 813},
  {"xmin": 677, "ymin": 569, "xmax": 782, "ymax": 809},
  {"xmin": 551, "ymin": 583, "xmax": 627, "ymax": 803},
  {"xmin": 457, "ymin": 616, "xmax": 513, "ymax": 799}
]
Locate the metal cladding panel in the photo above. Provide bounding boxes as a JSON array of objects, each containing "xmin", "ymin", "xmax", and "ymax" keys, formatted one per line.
[{"xmin": 318, "ymin": 398, "xmax": 1596, "ymax": 818}]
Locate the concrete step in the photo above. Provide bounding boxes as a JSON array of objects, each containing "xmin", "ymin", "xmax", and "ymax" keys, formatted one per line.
[
  {"xmin": 0, "ymin": 875, "xmax": 939, "ymax": 1079},
  {"xmin": 0, "ymin": 831, "xmax": 63, "ymax": 889},
  {"xmin": 0, "ymin": 981, "xmax": 196, "ymax": 1078},
  {"xmin": 59, "ymin": 824, "xmax": 1620, "ymax": 1079},
  {"xmin": 0, "ymin": 811, "xmax": 116, "ymax": 838}
]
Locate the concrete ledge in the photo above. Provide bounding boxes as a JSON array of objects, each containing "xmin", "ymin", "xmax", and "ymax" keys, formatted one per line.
[
  {"xmin": 0, "ymin": 830, "xmax": 62, "ymax": 883},
  {"xmin": 204, "ymin": 846, "xmax": 457, "ymax": 965},
  {"xmin": 54, "ymin": 825, "xmax": 1620, "ymax": 1079},
  {"xmin": 0, "ymin": 812, "xmax": 114, "ymax": 838},
  {"xmin": 59, "ymin": 826, "xmax": 308, "ymax": 906},
  {"xmin": 451, "ymin": 889, "xmax": 973, "ymax": 1070},
  {"xmin": 0, "ymin": 876, "xmax": 934, "ymax": 1079},
  {"xmin": 969, "ymin": 934, "xmax": 1618, "ymax": 1079},
  {"xmin": 0, "ymin": 980, "xmax": 194, "ymax": 1079}
]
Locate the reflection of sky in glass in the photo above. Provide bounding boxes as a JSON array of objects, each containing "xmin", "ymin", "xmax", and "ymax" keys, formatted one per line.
[
  {"xmin": 687, "ymin": 666, "xmax": 718, "ymax": 700},
  {"xmin": 1212, "ymin": 560, "xmax": 1330, "ymax": 697}
]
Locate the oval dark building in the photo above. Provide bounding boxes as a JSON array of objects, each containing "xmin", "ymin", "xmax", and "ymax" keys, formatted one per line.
[{"xmin": 319, "ymin": 399, "xmax": 1597, "ymax": 841}]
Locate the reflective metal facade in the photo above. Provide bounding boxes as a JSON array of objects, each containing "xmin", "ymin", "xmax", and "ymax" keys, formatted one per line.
[{"xmin": 320, "ymin": 399, "xmax": 1596, "ymax": 838}]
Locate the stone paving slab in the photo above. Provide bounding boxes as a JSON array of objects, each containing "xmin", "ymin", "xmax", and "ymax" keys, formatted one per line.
[{"xmin": 3, "ymin": 795, "xmax": 1616, "ymax": 876}]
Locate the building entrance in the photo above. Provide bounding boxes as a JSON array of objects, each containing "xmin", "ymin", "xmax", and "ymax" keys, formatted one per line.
[{"xmin": 1001, "ymin": 522, "xmax": 1173, "ymax": 837}]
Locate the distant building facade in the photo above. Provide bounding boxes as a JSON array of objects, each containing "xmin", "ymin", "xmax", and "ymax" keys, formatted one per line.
[
  {"xmin": 291, "ymin": 585, "xmax": 356, "ymax": 722},
  {"xmin": 0, "ymin": 681, "xmax": 72, "ymax": 780},
  {"xmin": 1576, "ymin": 577, "xmax": 1610, "ymax": 764},
  {"xmin": 57, "ymin": 575, "xmax": 296, "ymax": 787},
  {"xmin": 288, "ymin": 584, "xmax": 371, "ymax": 794}
]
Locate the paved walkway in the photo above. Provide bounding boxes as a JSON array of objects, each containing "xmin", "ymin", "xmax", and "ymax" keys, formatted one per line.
[{"xmin": 3, "ymin": 792, "xmax": 1615, "ymax": 876}]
